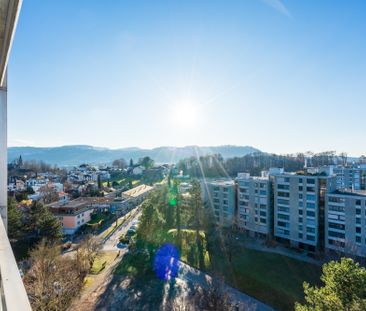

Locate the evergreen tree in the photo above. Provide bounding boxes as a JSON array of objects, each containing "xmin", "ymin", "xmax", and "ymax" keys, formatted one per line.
[
  {"xmin": 28, "ymin": 202, "xmax": 63, "ymax": 240},
  {"xmin": 296, "ymin": 258, "xmax": 366, "ymax": 310},
  {"xmin": 129, "ymin": 158, "xmax": 134, "ymax": 167},
  {"xmin": 7, "ymin": 198, "xmax": 23, "ymax": 239},
  {"xmin": 97, "ymin": 174, "xmax": 102, "ymax": 190}
]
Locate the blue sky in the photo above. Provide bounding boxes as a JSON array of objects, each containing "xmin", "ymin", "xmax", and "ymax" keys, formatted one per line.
[{"xmin": 8, "ymin": 0, "xmax": 366, "ymax": 156}]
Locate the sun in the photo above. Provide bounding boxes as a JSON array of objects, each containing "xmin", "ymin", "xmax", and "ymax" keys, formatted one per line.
[{"xmin": 170, "ymin": 101, "xmax": 199, "ymax": 129}]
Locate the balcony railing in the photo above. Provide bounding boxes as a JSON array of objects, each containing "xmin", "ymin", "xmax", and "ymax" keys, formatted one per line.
[{"xmin": 0, "ymin": 217, "xmax": 32, "ymax": 311}]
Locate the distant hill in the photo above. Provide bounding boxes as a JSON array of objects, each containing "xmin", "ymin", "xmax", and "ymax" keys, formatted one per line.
[{"xmin": 8, "ymin": 145, "xmax": 261, "ymax": 166}]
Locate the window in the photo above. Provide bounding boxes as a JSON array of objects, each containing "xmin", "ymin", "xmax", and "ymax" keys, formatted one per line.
[
  {"xmin": 328, "ymin": 231, "xmax": 345, "ymax": 238},
  {"xmin": 278, "ymin": 206, "xmax": 289, "ymax": 213},
  {"xmin": 278, "ymin": 213, "xmax": 289, "ymax": 220},
  {"xmin": 328, "ymin": 205, "xmax": 345, "ymax": 213},
  {"xmin": 307, "ymin": 178, "xmax": 315, "ymax": 184},
  {"xmin": 298, "ymin": 217, "xmax": 303, "ymax": 223},
  {"xmin": 329, "ymin": 197, "xmax": 345, "ymax": 203},
  {"xmin": 277, "ymin": 199, "xmax": 289, "ymax": 205},
  {"xmin": 306, "ymin": 194, "xmax": 316, "ymax": 201},
  {"xmin": 356, "ymin": 200, "xmax": 361, "ymax": 206},
  {"xmin": 260, "ymin": 218, "xmax": 267, "ymax": 224},
  {"xmin": 278, "ymin": 192, "xmax": 290, "ymax": 198},
  {"xmin": 356, "ymin": 227, "xmax": 361, "ymax": 234},
  {"xmin": 298, "ymin": 233, "xmax": 303, "ymax": 239},
  {"xmin": 306, "ymin": 211, "xmax": 315, "ymax": 217},
  {"xmin": 306, "ymin": 203, "xmax": 316, "ymax": 209},
  {"xmin": 328, "ymin": 222, "xmax": 345, "ymax": 230},
  {"xmin": 277, "ymin": 221, "xmax": 289, "ymax": 228},
  {"xmin": 306, "ymin": 186, "xmax": 315, "ymax": 192},
  {"xmin": 306, "ymin": 227, "xmax": 315, "ymax": 233},
  {"xmin": 356, "ymin": 236, "xmax": 361, "ymax": 243},
  {"xmin": 278, "ymin": 184, "xmax": 289, "ymax": 190},
  {"xmin": 306, "ymin": 235, "xmax": 315, "ymax": 241},
  {"xmin": 356, "ymin": 208, "xmax": 361, "ymax": 215}
]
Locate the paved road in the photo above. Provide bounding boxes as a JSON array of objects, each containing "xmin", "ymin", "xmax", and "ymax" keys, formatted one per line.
[
  {"xmin": 69, "ymin": 209, "xmax": 142, "ymax": 311},
  {"xmin": 102, "ymin": 208, "xmax": 141, "ymax": 251}
]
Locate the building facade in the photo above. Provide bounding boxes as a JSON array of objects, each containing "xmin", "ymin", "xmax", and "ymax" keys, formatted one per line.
[
  {"xmin": 274, "ymin": 171, "xmax": 337, "ymax": 251},
  {"xmin": 236, "ymin": 173, "xmax": 273, "ymax": 238},
  {"xmin": 206, "ymin": 180, "xmax": 236, "ymax": 227},
  {"xmin": 325, "ymin": 190, "xmax": 366, "ymax": 257}
]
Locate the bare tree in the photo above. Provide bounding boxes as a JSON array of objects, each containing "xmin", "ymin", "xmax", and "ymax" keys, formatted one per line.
[{"xmin": 339, "ymin": 152, "xmax": 348, "ymax": 166}]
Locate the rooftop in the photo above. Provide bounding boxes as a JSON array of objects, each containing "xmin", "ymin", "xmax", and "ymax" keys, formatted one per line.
[
  {"xmin": 48, "ymin": 196, "xmax": 115, "ymax": 210},
  {"xmin": 206, "ymin": 179, "xmax": 235, "ymax": 186},
  {"xmin": 122, "ymin": 184, "xmax": 153, "ymax": 198},
  {"xmin": 331, "ymin": 190, "xmax": 366, "ymax": 198}
]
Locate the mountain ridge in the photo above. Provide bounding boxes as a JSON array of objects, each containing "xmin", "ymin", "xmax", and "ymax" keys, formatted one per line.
[{"xmin": 8, "ymin": 145, "xmax": 261, "ymax": 166}]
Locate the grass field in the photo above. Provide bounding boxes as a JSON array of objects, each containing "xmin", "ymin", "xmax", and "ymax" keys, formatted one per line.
[
  {"xmin": 207, "ymin": 244, "xmax": 321, "ymax": 311},
  {"xmin": 90, "ymin": 252, "xmax": 117, "ymax": 274},
  {"xmin": 88, "ymin": 213, "xmax": 111, "ymax": 225}
]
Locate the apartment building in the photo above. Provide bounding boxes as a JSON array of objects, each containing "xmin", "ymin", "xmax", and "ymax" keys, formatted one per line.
[
  {"xmin": 274, "ymin": 169, "xmax": 337, "ymax": 251},
  {"xmin": 325, "ymin": 190, "xmax": 366, "ymax": 257},
  {"xmin": 49, "ymin": 198, "xmax": 95, "ymax": 235},
  {"xmin": 333, "ymin": 166, "xmax": 366, "ymax": 191},
  {"xmin": 206, "ymin": 180, "xmax": 236, "ymax": 227},
  {"xmin": 236, "ymin": 172, "xmax": 273, "ymax": 238}
]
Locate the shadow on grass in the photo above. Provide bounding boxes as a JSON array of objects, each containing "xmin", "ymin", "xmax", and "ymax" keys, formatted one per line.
[
  {"xmin": 205, "ymin": 227, "xmax": 322, "ymax": 311},
  {"xmin": 93, "ymin": 250, "xmax": 167, "ymax": 311}
]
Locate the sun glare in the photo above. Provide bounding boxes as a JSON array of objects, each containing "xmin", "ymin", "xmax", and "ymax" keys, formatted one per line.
[{"xmin": 170, "ymin": 101, "xmax": 199, "ymax": 129}]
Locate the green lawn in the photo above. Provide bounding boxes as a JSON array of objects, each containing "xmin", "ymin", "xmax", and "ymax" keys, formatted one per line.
[
  {"xmin": 207, "ymin": 244, "xmax": 321, "ymax": 311},
  {"xmin": 88, "ymin": 213, "xmax": 111, "ymax": 225},
  {"xmin": 114, "ymin": 250, "xmax": 153, "ymax": 277},
  {"xmin": 90, "ymin": 252, "xmax": 117, "ymax": 274}
]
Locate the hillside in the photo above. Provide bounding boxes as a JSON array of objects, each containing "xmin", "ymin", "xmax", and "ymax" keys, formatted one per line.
[{"xmin": 8, "ymin": 145, "xmax": 261, "ymax": 166}]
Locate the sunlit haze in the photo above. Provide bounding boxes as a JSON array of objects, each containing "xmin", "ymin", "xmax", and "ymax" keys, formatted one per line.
[{"xmin": 7, "ymin": 0, "xmax": 366, "ymax": 155}]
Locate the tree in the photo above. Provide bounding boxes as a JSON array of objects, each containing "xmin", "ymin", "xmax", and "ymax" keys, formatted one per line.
[
  {"xmin": 24, "ymin": 238, "xmax": 98, "ymax": 311},
  {"xmin": 112, "ymin": 158, "xmax": 127, "ymax": 169},
  {"xmin": 295, "ymin": 258, "xmax": 366, "ymax": 311},
  {"xmin": 139, "ymin": 156, "xmax": 154, "ymax": 169},
  {"xmin": 97, "ymin": 174, "xmax": 102, "ymax": 190},
  {"xmin": 38, "ymin": 211, "xmax": 63, "ymax": 241},
  {"xmin": 190, "ymin": 179, "xmax": 205, "ymax": 268},
  {"xmin": 39, "ymin": 184, "xmax": 59, "ymax": 204},
  {"xmin": 28, "ymin": 202, "xmax": 63, "ymax": 240},
  {"xmin": 194, "ymin": 278, "xmax": 232, "ymax": 311},
  {"xmin": 7, "ymin": 198, "xmax": 23, "ymax": 239},
  {"xmin": 129, "ymin": 158, "xmax": 134, "ymax": 167},
  {"xmin": 339, "ymin": 152, "xmax": 348, "ymax": 166}
]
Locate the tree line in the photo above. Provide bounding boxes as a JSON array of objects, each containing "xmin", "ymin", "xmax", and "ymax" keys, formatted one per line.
[{"xmin": 177, "ymin": 151, "xmax": 361, "ymax": 178}]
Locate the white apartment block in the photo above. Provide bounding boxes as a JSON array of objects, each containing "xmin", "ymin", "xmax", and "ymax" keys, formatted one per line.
[
  {"xmin": 326, "ymin": 190, "xmax": 366, "ymax": 257},
  {"xmin": 236, "ymin": 172, "xmax": 273, "ymax": 238},
  {"xmin": 274, "ymin": 170, "xmax": 337, "ymax": 251},
  {"xmin": 206, "ymin": 180, "xmax": 236, "ymax": 227},
  {"xmin": 332, "ymin": 166, "xmax": 366, "ymax": 191}
]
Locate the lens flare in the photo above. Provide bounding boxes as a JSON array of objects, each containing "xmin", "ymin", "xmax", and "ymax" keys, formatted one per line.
[{"xmin": 154, "ymin": 243, "xmax": 180, "ymax": 281}]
